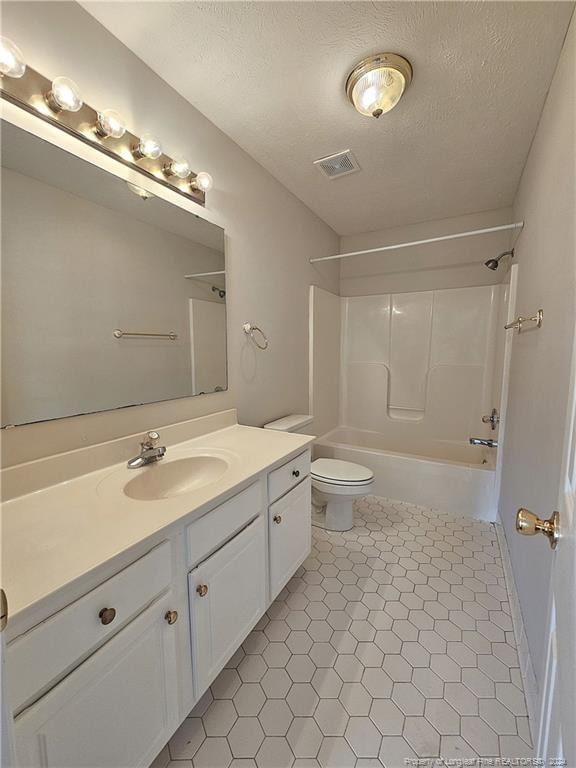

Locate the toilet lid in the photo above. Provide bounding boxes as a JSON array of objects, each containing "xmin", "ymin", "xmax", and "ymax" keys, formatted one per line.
[{"xmin": 311, "ymin": 458, "xmax": 374, "ymax": 485}]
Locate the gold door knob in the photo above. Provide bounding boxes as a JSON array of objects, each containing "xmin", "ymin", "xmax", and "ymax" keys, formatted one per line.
[
  {"xmin": 165, "ymin": 610, "xmax": 178, "ymax": 625},
  {"xmin": 99, "ymin": 607, "xmax": 117, "ymax": 625},
  {"xmin": 516, "ymin": 508, "xmax": 559, "ymax": 549},
  {"xmin": 196, "ymin": 584, "xmax": 209, "ymax": 597},
  {"xmin": 273, "ymin": 515, "xmax": 282, "ymax": 524}
]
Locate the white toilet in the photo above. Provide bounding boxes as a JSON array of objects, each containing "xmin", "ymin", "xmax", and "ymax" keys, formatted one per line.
[
  {"xmin": 311, "ymin": 458, "xmax": 374, "ymax": 531},
  {"xmin": 262, "ymin": 414, "xmax": 374, "ymax": 533}
]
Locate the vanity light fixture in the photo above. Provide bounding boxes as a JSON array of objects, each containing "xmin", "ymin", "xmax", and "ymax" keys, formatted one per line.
[
  {"xmin": 164, "ymin": 156, "xmax": 191, "ymax": 179},
  {"xmin": 0, "ymin": 37, "xmax": 26, "ymax": 79},
  {"xmin": 133, "ymin": 133, "xmax": 162, "ymax": 160},
  {"xmin": 346, "ymin": 53, "xmax": 412, "ymax": 118},
  {"xmin": 95, "ymin": 109, "xmax": 126, "ymax": 139},
  {"xmin": 0, "ymin": 35, "xmax": 212, "ymax": 205},
  {"xmin": 190, "ymin": 171, "xmax": 213, "ymax": 192},
  {"xmin": 45, "ymin": 76, "xmax": 83, "ymax": 113}
]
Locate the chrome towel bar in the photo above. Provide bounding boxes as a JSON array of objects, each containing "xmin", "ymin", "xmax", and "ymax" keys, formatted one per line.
[{"xmin": 113, "ymin": 329, "xmax": 178, "ymax": 340}]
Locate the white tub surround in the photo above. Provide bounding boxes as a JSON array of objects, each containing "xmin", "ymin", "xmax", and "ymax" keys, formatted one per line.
[
  {"xmin": 1, "ymin": 411, "xmax": 314, "ymax": 768},
  {"xmin": 315, "ymin": 427, "xmax": 496, "ymax": 521}
]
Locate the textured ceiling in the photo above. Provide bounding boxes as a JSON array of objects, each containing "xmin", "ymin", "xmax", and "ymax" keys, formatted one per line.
[{"xmin": 82, "ymin": 1, "xmax": 574, "ymax": 235}]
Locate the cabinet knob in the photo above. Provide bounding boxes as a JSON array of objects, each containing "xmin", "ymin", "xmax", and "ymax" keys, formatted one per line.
[
  {"xmin": 292, "ymin": 470, "xmax": 300, "ymax": 478},
  {"xmin": 99, "ymin": 607, "xmax": 116, "ymax": 625},
  {"xmin": 196, "ymin": 584, "xmax": 209, "ymax": 597},
  {"xmin": 274, "ymin": 515, "xmax": 282, "ymax": 524},
  {"xmin": 165, "ymin": 610, "xmax": 178, "ymax": 625}
]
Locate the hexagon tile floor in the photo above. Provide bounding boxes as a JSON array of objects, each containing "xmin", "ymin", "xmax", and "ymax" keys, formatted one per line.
[{"xmin": 156, "ymin": 496, "xmax": 534, "ymax": 768}]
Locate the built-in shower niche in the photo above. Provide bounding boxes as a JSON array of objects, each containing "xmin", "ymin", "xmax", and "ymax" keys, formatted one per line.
[{"xmin": 341, "ymin": 285, "xmax": 504, "ymax": 443}]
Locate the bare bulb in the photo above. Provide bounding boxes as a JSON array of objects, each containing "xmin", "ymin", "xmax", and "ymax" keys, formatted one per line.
[
  {"xmin": 46, "ymin": 76, "xmax": 83, "ymax": 113},
  {"xmin": 191, "ymin": 171, "xmax": 213, "ymax": 192},
  {"xmin": 133, "ymin": 133, "xmax": 162, "ymax": 160},
  {"xmin": 164, "ymin": 157, "xmax": 191, "ymax": 179},
  {"xmin": 0, "ymin": 37, "xmax": 26, "ymax": 78},
  {"xmin": 96, "ymin": 109, "xmax": 126, "ymax": 139}
]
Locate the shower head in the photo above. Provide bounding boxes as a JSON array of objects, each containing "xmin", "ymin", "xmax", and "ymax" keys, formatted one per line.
[{"xmin": 484, "ymin": 249, "xmax": 514, "ymax": 271}]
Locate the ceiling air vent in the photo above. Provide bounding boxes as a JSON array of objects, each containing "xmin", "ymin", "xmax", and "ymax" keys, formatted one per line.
[{"xmin": 313, "ymin": 149, "xmax": 360, "ymax": 179}]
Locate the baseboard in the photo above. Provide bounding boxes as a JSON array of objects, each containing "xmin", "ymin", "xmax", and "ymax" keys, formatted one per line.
[{"xmin": 494, "ymin": 521, "xmax": 538, "ymax": 744}]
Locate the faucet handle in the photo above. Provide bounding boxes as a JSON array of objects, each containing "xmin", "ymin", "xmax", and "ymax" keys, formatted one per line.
[{"xmin": 142, "ymin": 430, "xmax": 160, "ymax": 448}]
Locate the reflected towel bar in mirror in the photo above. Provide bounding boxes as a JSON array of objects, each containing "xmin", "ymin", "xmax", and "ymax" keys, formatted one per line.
[{"xmin": 113, "ymin": 329, "xmax": 178, "ymax": 340}]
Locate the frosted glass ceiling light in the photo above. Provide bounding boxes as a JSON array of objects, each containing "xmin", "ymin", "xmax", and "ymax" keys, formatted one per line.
[
  {"xmin": 190, "ymin": 171, "xmax": 213, "ymax": 192},
  {"xmin": 164, "ymin": 157, "xmax": 191, "ymax": 179},
  {"xmin": 95, "ymin": 109, "xmax": 126, "ymax": 139},
  {"xmin": 133, "ymin": 133, "xmax": 162, "ymax": 160},
  {"xmin": 346, "ymin": 53, "xmax": 412, "ymax": 118},
  {"xmin": 0, "ymin": 37, "xmax": 26, "ymax": 78},
  {"xmin": 46, "ymin": 76, "xmax": 83, "ymax": 113}
]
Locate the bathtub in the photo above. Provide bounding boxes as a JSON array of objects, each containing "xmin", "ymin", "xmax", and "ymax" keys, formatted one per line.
[{"xmin": 314, "ymin": 427, "xmax": 497, "ymax": 521}]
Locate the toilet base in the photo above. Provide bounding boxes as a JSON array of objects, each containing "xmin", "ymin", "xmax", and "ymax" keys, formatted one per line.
[{"xmin": 312, "ymin": 488, "xmax": 355, "ymax": 532}]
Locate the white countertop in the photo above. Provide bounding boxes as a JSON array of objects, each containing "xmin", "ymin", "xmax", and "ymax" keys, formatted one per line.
[{"xmin": 1, "ymin": 424, "xmax": 314, "ymax": 635}]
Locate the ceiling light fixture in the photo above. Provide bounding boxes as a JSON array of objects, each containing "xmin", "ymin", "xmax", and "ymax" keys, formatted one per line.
[
  {"xmin": 95, "ymin": 109, "xmax": 126, "ymax": 139},
  {"xmin": 133, "ymin": 133, "xmax": 162, "ymax": 160},
  {"xmin": 190, "ymin": 172, "xmax": 213, "ymax": 192},
  {"xmin": 45, "ymin": 76, "xmax": 83, "ymax": 113},
  {"xmin": 346, "ymin": 53, "xmax": 412, "ymax": 118},
  {"xmin": 0, "ymin": 37, "xmax": 26, "ymax": 78},
  {"xmin": 164, "ymin": 157, "xmax": 191, "ymax": 179}
]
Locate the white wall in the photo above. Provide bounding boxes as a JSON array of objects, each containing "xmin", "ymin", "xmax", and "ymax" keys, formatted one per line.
[
  {"xmin": 309, "ymin": 287, "xmax": 341, "ymax": 437},
  {"xmin": 340, "ymin": 285, "xmax": 502, "ymax": 444},
  {"xmin": 1, "ymin": 1, "xmax": 339, "ymax": 465},
  {"xmin": 339, "ymin": 209, "xmax": 514, "ymax": 296},
  {"xmin": 498, "ymin": 13, "xmax": 576, "ymax": 695}
]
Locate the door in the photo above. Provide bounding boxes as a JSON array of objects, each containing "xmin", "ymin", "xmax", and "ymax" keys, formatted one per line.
[
  {"xmin": 536, "ymin": 329, "xmax": 576, "ymax": 764},
  {"xmin": 269, "ymin": 479, "xmax": 312, "ymax": 601},
  {"xmin": 189, "ymin": 516, "xmax": 266, "ymax": 698},
  {"xmin": 13, "ymin": 593, "xmax": 179, "ymax": 768}
]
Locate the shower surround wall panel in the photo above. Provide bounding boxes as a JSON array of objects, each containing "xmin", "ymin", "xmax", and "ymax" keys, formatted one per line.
[{"xmin": 341, "ymin": 285, "xmax": 503, "ymax": 444}]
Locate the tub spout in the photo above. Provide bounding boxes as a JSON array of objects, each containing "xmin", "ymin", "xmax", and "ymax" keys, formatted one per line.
[{"xmin": 469, "ymin": 437, "xmax": 498, "ymax": 448}]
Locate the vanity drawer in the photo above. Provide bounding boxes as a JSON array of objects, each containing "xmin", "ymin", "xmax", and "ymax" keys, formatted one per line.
[
  {"xmin": 187, "ymin": 480, "xmax": 264, "ymax": 567},
  {"xmin": 268, "ymin": 449, "xmax": 311, "ymax": 503},
  {"xmin": 8, "ymin": 541, "xmax": 171, "ymax": 714}
]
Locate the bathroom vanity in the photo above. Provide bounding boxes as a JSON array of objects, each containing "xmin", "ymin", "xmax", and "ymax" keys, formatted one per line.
[{"xmin": 2, "ymin": 413, "xmax": 313, "ymax": 768}]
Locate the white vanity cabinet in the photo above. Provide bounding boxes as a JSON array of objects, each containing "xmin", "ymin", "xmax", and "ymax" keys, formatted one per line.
[
  {"xmin": 269, "ymin": 479, "xmax": 312, "ymax": 601},
  {"xmin": 13, "ymin": 592, "xmax": 179, "ymax": 768},
  {"xmin": 189, "ymin": 515, "xmax": 267, "ymax": 696},
  {"xmin": 6, "ymin": 442, "xmax": 313, "ymax": 768}
]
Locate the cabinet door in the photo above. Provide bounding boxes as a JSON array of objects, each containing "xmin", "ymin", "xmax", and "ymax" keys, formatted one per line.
[
  {"xmin": 189, "ymin": 516, "xmax": 266, "ymax": 698},
  {"xmin": 269, "ymin": 479, "xmax": 312, "ymax": 601},
  {"xmin": 14, "ymin": 594, "xmax": 179, "ymax": 768}
]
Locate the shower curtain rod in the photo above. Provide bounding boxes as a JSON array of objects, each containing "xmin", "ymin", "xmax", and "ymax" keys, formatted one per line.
[{"xmin": 309, "ymin": 221, "xmax": 524, "ymax": 263}]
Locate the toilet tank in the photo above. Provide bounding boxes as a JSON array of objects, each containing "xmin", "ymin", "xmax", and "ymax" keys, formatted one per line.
[{"xmin": 263, "ymin": 414, "xmax": 313, "ymax": 433}]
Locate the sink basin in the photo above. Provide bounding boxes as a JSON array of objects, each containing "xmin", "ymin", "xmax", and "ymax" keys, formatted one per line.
[{"xmin": 123, "ymin": 456, "xmax": 229, "ymax": 501}]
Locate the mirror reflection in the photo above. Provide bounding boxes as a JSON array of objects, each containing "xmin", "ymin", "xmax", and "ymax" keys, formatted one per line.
[{"xmin": 1, "ymin": 121, "xmax": 227, "ymax": 427}]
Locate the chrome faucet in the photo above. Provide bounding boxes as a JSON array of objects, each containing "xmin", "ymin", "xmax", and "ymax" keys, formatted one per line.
[
  {"xmin": 482, "ymin": 408, "xmax": 500, "ymax": 431},
  {"xmin": 127, "ymin": 431, "xmax": 166, "ymax": 469},
  {"xmin": 469, "ymin": 437, "xmax": 498, "ymax": 448}
]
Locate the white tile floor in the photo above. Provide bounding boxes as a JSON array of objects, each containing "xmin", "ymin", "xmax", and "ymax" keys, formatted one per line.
[{"xmin": 161, "ymin": 496, "xmax": 533, "ymax": 768}]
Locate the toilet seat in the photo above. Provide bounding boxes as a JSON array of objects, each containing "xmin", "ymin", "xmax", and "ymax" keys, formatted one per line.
[{"xmin": 311, "ymin": 458, "xmax": 374, "ymax": 486}]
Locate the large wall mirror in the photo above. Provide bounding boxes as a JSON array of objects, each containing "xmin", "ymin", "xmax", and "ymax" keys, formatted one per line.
[{"xmin": 1, "ymin": 121, "xmax": 227, "ymax": 427}]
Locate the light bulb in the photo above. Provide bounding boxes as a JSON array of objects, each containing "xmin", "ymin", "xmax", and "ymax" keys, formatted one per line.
[
  {"xmin": 191, "ymin": 171, "xmax": 213, "ymax": 192},
  {"xmin": 46, "ymin": 76, "xmax": 83, "ymax": 113},
  {"xmin": 133, "ymin": 133, "xmax": 162, "ymax": 160},
  {"xmin": 95, "ymin": 109, "xmax": 126, "ymax": 139},
  {"xmin": 164, "ymin": 156, "xmax": 191, "ymax": 179},
  {"xmin": 0, "ymin": 37, "xmax": 26, "ymax": 78}
]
